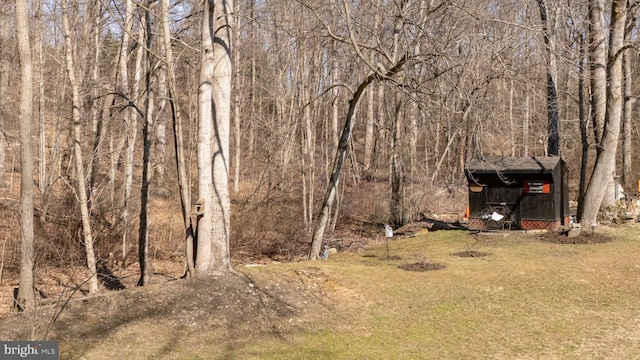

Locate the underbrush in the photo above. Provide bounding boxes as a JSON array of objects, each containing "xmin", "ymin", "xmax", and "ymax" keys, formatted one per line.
[{"xmin": 0, "ymin": 168, "xmax": 468, "ymax": 301}]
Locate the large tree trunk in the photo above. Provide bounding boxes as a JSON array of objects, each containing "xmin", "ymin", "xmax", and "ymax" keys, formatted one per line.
[
  {"xmin": 16, "ymin": 0, "xmax": 35, "ymax": 312},
  {"xmin": 580, "ymin": 0, "xmax": 627, "ymax": 226},
  {"xmin": 578, "ymin": 0, "xmax": 607, "ymax": 220},
  {"xmin": 195, "ymin": 0, "xmax": 232, "ymax": 275},
  {"xmin": 62, "ymin": 0, "xmax": 99, "ymax": 294},
  {"xmin": 209, "ymin": 0, "xmax": 233, "ymax": 273},
  {"xmin": 197, "ymin": 0, "xmax": 215, "ymax": 274}
]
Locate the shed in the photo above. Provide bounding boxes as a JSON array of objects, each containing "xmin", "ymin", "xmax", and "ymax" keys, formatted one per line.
[{"xmin": 465, "ymin": 156, "xmax": 570, "ymax": 231}]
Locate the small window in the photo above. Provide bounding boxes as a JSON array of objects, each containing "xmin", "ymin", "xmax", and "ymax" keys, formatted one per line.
[{"xmin": 524, "ymin": 180, "xmax": 550, "ymax": 194}]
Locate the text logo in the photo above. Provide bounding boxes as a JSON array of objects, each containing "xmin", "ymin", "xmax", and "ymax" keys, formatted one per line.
[{"xmin": 1, "ymin": 341, "xmax": 58, "ymax": 359}]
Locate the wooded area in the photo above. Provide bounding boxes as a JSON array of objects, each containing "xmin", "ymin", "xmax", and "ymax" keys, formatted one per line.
[{"xmin": 2, "ymin": 0, "xmax": 639, "ymax": 310}]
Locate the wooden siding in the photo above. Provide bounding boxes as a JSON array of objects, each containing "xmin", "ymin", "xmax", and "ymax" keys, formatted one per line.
[{"xmin": 466, "ymin": 156, "xmax": 570, "ymax": 229}]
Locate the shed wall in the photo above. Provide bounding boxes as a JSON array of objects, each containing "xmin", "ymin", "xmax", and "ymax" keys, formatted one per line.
[{"xmin": 466, "ymin": 157, "xmax": 570, "ymax": 231}]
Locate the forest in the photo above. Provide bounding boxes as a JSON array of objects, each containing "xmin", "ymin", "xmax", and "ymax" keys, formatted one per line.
[{"xmin": 1, "ymin": 0, "xmax": 639, "ymax": 312}]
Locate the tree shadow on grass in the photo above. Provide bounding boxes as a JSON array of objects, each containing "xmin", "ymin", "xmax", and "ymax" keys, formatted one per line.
[
  {"xmin": 423, "ymin": 218, "xmax": 468, "ymax": 231},
  {"xmin": 97, "ymin": 261, "xmax": 126, "ymax": 291},
  {"xmin": 0, "ymin": 273, "xmax": 308, "ymax": 359}
]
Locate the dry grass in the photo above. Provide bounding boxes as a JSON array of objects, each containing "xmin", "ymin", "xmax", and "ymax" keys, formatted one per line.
[
  {"xmin": 235, "ymin": 224, "xmax": 640, "ymax": 359},
  {"xmin": 1, "ymin": 224, "xmax": 640, "ymax": 359}
]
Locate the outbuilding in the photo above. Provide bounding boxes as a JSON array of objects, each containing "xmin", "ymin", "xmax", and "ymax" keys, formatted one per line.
[{"xmin": 465, "ymin": 156, "xmax": 570, "ymax": 231}]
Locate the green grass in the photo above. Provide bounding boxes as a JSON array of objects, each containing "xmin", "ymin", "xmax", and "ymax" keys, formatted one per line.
[
  {"xmin": 232, "ymin": 226, "xmax": 640, "ymax": 359},
  {"xmin": 62, "ymin": 226, "xmax": 640, "ymax": 359}
]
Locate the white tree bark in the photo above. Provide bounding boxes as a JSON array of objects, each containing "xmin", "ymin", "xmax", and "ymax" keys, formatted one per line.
[
  {"xmin": 154, "ymin": 65, "xmax": 168, "ymax": 190},
  {"xmin": 118, "ymin": 0, "xmax": 136, "ymax": 267},
  {"xmin": 62, "ymin": 0, "xmax": 99, "ymax": 294},
  {"xmin": 621, "ymin": 48, "xmax": 634, "ymax": 188},
  {"xmin": 233, "ymin": 8, "xmax": 241, "ymax": 194},
  {"xmin": 16, "ymin": 0, "xmax": 35, "ymax": 311},
  {"xmin": 580, "ymin": 0, "xmax": 627, "ymax": 226},
  {"xmin": 161, "ymin": 0, "xmax": 194, "ymax": 277},
  {"xmin": 0, "ymin": 1, "xmax": 9, "ymax": 189},
  {"xmin": 364, "ymin": 85, "xmax": 375, "ymax": 172},
  {"xmin": 196, "ymin": 0, "xmax": 232, "ymax": 275},
  {"xmin": 302, "ymin": 66, "xmax": 315, "ymax": 228},
  {"xmin": 35, "ymin": 0, "xmax": 46, "ymax": 194}
]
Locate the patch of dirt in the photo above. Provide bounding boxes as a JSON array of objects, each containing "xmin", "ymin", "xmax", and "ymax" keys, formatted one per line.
[
  {"xmin": 0, "ymin": 269, "xmax": 332, "ymax": 358},
  {"xmin": 452, "ymin": 250, "xmax": 491, "ymax": 258},
  {"xmin": 394, "ymin": 218, "xmax": 467, "ymax": 235},
  {"xmin": 379, "ymin": 255, "xmax": 402, "ymax": 261},
  {"xmin": 398, "ymin": 262, "xmax": 446, "ymax": 272},
  {"xmin": 538, "ymin": 231, "xmax": 613, "ymax": 244}
]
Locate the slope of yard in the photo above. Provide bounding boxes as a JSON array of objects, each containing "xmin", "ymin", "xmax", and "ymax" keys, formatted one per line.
[{"xmin": 1, "ymin": 224, "xmax": 640, "ymax": 359}]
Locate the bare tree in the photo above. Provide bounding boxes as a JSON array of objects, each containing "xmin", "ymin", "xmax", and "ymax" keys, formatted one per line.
[
  {"xmin": 621, "ymin": 7, "xmax": 638, "ymax": 189},
  {"xmin": 578, "ymin": 34, "xmax": 589, "ymax": 217},
  {"xmin": 621, "ymin": 48, "xmax": 634, "ymax": 188},
  {"xmin": 154, "ymin": 64, "xmax": 168, "ymax": 192},
  {"xmin": 578, "ymin": 0, "xmax": 607, "ymax": 221},
  {"xmin": 15, "ymin": 0, "xmax": 35, "ymax": 311},
  {"xmin": 62, "ymin": 0, "xmax": 99, "ymax": 294},
  {"xmin": 34, "ymin": 0, "xmax": 46, "ymax": 193},
  {"xmin": 2, "ymin": 0, "xmax": 636, "ymax": 282},
  {"xmin": 537, "ymin": 0, "xmax": 560, "ymax": 156},
  {"xmin": 363, "ymin": 2, "xmax": 384, "ymax": 173},
  {"xmin": 300, "ymin": 46, "xmax": 315, "ymax": 228},
  {"xmin": 118, "ymin": 0, "xmax": 141, "ymax": 268},
  {"xmin": 309, "ymin": 55, "xmax": 408, "ymax": 259},
  {"xmin": 138, "ymin": 0, "xmax": 157, "ymax": 286},
  {"xmin": 160, "ymin": 0, "xmax": 195, "ymax": 277},
  {"xmin": 580, "ymin": 0, "xmax": 627, "ymax": 226},
  {"xmin": 232, "ymin": 1, "xmax": 244, "ymax": 195},
  {"xmin": 195, "ymin": 0, "xmax": 233, "ymax": 275},
  {"xmin": 304, "ymin": 0, "xmax": 460, "ymax": 257},
  {"xmin": 0, "ymin": 2, "xmax": 10, "ymax": 189},
  {"xmin": 389, "ymin": 0, "xmax": 409, "ymax": 228}
]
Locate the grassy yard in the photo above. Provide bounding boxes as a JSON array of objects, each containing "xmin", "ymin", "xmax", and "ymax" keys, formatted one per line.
[
  {"xmin": 8, "ymin": 224, "xmax": 638, "ymax": 359},
  {"xmin": 231, "ymin": 225, "xmax": 640, "ymax": 359}
]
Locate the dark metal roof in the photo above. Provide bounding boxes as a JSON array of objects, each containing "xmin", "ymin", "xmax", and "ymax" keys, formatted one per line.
[{"xmin": 465, "ymin": 156, "xmax": 561, "ymax": 174}]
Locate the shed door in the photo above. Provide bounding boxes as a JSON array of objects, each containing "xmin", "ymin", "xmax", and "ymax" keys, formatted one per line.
[{"xmin": 485, "ymin": 185, "xmax": 521, "ymax": 225}]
